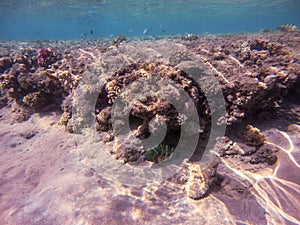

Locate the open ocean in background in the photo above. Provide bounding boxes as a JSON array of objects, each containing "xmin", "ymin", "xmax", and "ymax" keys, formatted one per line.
[{"xmin": 0, "ymin": 0, "xmax": 300, "ymax": 40}]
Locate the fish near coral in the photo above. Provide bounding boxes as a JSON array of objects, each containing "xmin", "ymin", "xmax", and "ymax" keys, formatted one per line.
[
  {"xmin": 142, "ymin": 27, "xmax": 152, "ymax": 35},
  {"xmin": 142, "ymin": 144, "xmax": 174, "ymax": 163},
  {"xmin": 111, "ymin": 36, "xmax": 126, "ymax": 47},
  {"xmin": 81, "ymin": 33, "xmax": 87, "ymax": 39},
  {"xmin": 277, "ymin": 24, "xmax": 298, "ymax": 32}
]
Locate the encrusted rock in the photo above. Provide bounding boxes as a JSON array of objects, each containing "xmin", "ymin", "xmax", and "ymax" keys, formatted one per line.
[
  {"xmin": 249, "ymin": 143, "xmax": 277, "ymax": 165},
  {"xmin": 185, "ymin": 35, "xmax": 299, "ymax": 125},
  {"xmin": 185, "ymin": 160, "xmax": 220, "ymax": 200},
  {"xmin": 94, "ymin": 62, "xmax": 210, "ymax": 163},
  {"xmin": 0, "ymin": 57, "xmax": 13, "ymax": 73},
  {"xmin": 95, "ymin": 106, "xmax": 112, "ymax": 132},
  {"xmin": 243, "ymin": 125, "xmax": 266, "ymax": 147},
  {"xmin": 23, "ymin": 91, "xmax": 48, "ymax": 110},
  {"xmin": 37, "ymin": 48, "xmax": 59, "ymax": 68},
  {"xmin": 59, "ymin": 112, "xmax": 72, "ymax": 126}
]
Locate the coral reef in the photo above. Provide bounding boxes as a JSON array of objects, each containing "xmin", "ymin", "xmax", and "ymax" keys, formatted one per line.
[
  {"xmin": 0, "ymin": 57, "xmax": 13, "ymax": 73},
  {"xmin": 37, "ymin": 48, "xmax": 59, "ymax": 68},
  {"xmin": 243, "ymin": 125, "xmax": 266, "ymax": 147},
  {"xmin": 184, "ymin": 34, "xmax": 300, "ymax": 124},
  {"xmin": 0, "ymin": 33, "xmax": 299, "ymax": 203},
  {"xmin": 0, "ymin": 33, "xmax": 299, "ymax": 225},
  {"xmin": 214, "ymin": 124, "xmax": 278, "ymax": 169},
  {"xmin": 22, "ymin": 91, "xmax": 49, "ymax": 110},
  {"xmin": 94, "ymin": 62, "xmax": 210, "ymax": 163},
  {"xmin": 0, "ymin": 41, "xmax": 106, "ymax": 117},
  {"xmin": 5, "ymin": 68, "xmax": 67, "ymax": 111},
  {"xmin": 1, "ymin": 33, "xmax": 297, "ymax": 126}
]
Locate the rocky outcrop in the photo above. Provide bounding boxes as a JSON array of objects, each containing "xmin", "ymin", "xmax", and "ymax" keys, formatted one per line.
[{"xmin": 94, "ymin": 62, "xmax": 210, "ymax": 163}]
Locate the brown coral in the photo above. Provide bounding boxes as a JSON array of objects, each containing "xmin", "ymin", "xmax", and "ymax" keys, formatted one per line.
[
  {"xmin": 186, "ymin": 35, "xmax": 299, "ymax": 125},
  {"xmin": 95, "ymin": 62, "xmax": 211, "ymax": 163},
  {"xmin": 243, "ymin": 125, "xmax": 266, "ymax": 147}
]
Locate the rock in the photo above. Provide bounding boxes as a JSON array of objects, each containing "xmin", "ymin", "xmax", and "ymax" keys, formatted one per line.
[
  {"xmin": 213, "ymin": 136, "xmax": 237, "ymax": 157},
  {"xmin": 59, "ymin": 112, "xmax": 71, "ymax": 126},
  {"xmin": 37, "ymin": 48, "xmax": 59, "ymax": 68},
  {"xmin": 20, "ymin": 130, "xmax": 37, "ymax": 139},
  {"xmin": 244, "ymin": 125, "xmax": 266, "ymax": 147},
  {"xmin": 66, "ymin": 118, "xmax": 75, "ymax": 133},
  {"xmin": 22, "ymin": 91, "xmax": 49, "ymax": 110},
  {"xmin": 0, "ymin": 93, "xmax": 7, "ymax": 108},
  {"xmin": 186, "ymin": 163, "xmax": 208, "ymax": 200},
  {"xmin": 238, "ymin": 143, "xmax": 257, "ymax": 156},
  {"xmin": 83, "ymin": 168, "xmax": 95, "ymax": 177},
  {"xmin": 94, "ymin": 62, "xmax": 210, "ymax": 163},
  {"xmin": 0, "ymin": 57, "xmax": 12, "ymax": 73},
  {"xmin": 249, "ymin": 143, "xmax": 278, "ymax": 165},
  {"xmin": 102, "ymin": 131, "xmax": 115, "ymax": 143},
  {"xmin": 186, "ymin": 160, "xmax": 220, "ymax": 200},
  {"xmin": 95, "ymin": 106, "xmax": 111, "ymax": 132},
  {"xmin": 115, "ymin": 145, "xmax": 141, "ymax": 164}
]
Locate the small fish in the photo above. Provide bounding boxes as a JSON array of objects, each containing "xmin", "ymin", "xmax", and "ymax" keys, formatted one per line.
[
  {"xmin": 142, "ymin": 27, "xmax": 152, "ymax": 35},
  {"xmin": 111, "ymin": 35, "xmax": 126, "ymax": 47},
  {"xmin": 159, "ymin": 25, "xmax": 166, "ymax": 33},
  {"xmin": 142, "ymin": 144, "xmax": 174, "ymax": 163},
  {"xmin": 277, "ymin": 24, "xmax": 298, "ymax": 32},
  {"xmin": 90, "ymin": 29, "xmax": 94, "ymax": 35},
  {"xmin": 81, "ymin": 33, "xmax": 86, "ymax": 39},
  {"xmin": 177, "ymin": 113, "xmax": 188, "ymax": 125}
]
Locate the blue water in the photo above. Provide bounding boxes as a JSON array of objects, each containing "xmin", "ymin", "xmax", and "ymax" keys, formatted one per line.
[{"xmin": 0, "ymin": 0, "xmax": 299, "ymax": 40}]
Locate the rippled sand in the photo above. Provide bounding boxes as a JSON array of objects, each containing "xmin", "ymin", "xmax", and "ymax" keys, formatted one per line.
[{"xmin": 0, "ymin": 100, "xmax": 299, "ymax": 224}]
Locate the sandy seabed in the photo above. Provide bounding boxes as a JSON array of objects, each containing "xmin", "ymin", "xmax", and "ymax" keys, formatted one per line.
[{"xmin": 0, "ymin": 32, "xmax": 300, "ymax": 224}]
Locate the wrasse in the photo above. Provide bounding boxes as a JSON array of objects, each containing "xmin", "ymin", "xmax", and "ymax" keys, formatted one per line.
[
  {"xmin": 142, "ymin": 27, "xmax": 152, "ymax": 35},
  {"xmin": 142, "ymin": 144, "xmax": 174, "ymax": 163}
]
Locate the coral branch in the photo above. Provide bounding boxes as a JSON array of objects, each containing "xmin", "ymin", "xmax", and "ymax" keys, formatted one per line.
[
  {"xmin": 199, "ymin": 55, "xmax": 230, "ymax": 84},
  {"xmin": 228, "ymin": 55, "xmax": 244, "ymax": 67}
]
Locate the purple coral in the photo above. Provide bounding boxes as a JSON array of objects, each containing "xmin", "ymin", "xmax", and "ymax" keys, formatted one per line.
[{"xmin": 37, "ymin": 48, "xmax": 56, "ymax": 68}]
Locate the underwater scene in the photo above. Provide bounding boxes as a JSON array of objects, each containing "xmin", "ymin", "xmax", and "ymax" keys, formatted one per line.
[{"xmin": 0, "ymin": 0, "xmax": 300, "ymax": 224}]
